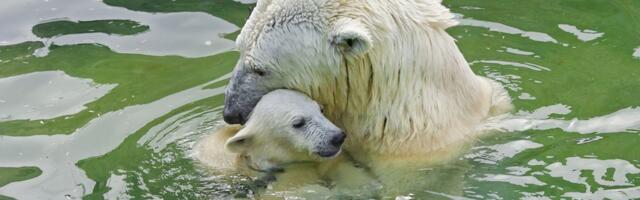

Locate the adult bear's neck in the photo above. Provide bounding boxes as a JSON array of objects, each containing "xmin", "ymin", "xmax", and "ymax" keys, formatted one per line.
[
  {"xmin": 318, "ymin": 27, "xmax": 492, "ymax": 156},
  {"xmin": 306, "ymin": 0, "xmax": 494, "ymax": 156}
]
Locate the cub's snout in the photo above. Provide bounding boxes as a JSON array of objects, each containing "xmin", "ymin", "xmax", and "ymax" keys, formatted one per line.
[
  {"xmin": 331, "ymin": 132, "xmax": 346, "ymax": 148},
  {"xmin": 315, "ymin": 131, "xmax": 346, "ymax": 158}
]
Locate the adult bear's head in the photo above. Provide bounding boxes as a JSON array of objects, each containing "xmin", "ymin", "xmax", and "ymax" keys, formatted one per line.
[{"xmin": 223, "ymin": 0, "xmax": 372, "ymax": 124}]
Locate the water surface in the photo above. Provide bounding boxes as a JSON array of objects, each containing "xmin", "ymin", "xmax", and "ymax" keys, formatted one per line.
[{"xmin": 0, "ymin": 0, "xmax": 639, "ymax": 199}]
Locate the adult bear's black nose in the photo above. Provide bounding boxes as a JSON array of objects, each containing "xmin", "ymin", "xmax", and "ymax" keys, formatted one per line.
[
  {"xmin": 223, "ymin": 107, "xmax": 245, "ymax": 125},
  {"xmin": 330, "ymin": 132, "xmax": 346, "ymax": 147}
]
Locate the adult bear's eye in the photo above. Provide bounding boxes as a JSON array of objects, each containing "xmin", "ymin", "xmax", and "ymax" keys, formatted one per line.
[
  {"xmin": 252, "ymin": 68, "xmax": 266, "ymax": 76},
  {"xmin": 292, "ymin": 118, "xmax": 306, "ymax": 129}
]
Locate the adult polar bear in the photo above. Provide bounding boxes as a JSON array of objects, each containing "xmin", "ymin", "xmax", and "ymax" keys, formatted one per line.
[{"xmin": 223, "ymin": 0, "xmax": 510, "ymax": 176}]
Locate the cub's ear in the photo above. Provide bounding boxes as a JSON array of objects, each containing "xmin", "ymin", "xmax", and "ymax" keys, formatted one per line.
[
  {"xmin": 225, "ymin": 129, "xmax": 254, "ymax": 153},
  {"xmin": 330, "ymin": 19, "xmax": 372, "ymax": 57}
]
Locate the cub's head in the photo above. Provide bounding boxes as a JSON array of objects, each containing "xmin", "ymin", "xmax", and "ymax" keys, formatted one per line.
[{"xmin": 225, "ymin": 89, "xmax": 346, "ymax": 171}]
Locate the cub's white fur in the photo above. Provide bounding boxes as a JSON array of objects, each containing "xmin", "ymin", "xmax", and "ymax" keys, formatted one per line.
[{"xmin": 196, "ymin": 90, "xmax": 378, "ymax": 197}]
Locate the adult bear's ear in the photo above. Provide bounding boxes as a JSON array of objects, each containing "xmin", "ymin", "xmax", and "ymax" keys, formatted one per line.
[
  {"xmin": 225, "ymin": 129, "xmax": 254, "ymax": 153},
  {"xmin": 330, "ymin": 19, "xmax": 372, "ymax": 57}
]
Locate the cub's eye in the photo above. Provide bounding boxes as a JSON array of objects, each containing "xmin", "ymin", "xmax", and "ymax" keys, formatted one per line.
[
  {"xmin": 292, "ymin": 118, "xmax": 306, "ymax": 129},
  {"xmin": 252, "ymin": 68, "xmax": 266, "ymax": 76}
]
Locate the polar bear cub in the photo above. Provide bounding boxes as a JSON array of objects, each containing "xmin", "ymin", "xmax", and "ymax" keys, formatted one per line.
[
  {"xmin": 196, "ymin": 89, "xmax": 379, "ymax": 197},
  {"xmin": 225, "ymin": 89, "xmax": 347, "ymax": 170}
]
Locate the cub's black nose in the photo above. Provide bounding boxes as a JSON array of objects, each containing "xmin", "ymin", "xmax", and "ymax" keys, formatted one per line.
[{"xmin": 330, "ymin": 132, "xmax": 346, "ymax": 147}]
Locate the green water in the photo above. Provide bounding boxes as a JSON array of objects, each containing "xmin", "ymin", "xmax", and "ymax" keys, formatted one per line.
[{"xmin": 0, "ymin": 0, "xmax": 638, "ymax": 199}]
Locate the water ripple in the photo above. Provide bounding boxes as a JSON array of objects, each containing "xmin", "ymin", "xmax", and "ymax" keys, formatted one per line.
[
  {"xmin": 470, "ymin": 60, "xmax": 551, "ymax": 71},
  {"xmin": 558, "ymin": 24, "xmax": 604, "ymax": 42},
  {"xmin": 465, "ymin": 140, "xmax": 543, "ymax": 164},
  {"xmin": 0, "ymin": 77, "xmax": 226, "ymax": 199},
  {"xmin": 546, "ymin": 157, "xmax": 640, "ymax": 199},
  {"xmin": 476, "ymin": 174, "xmax": 545, "ymax": 187},
  {"xmin": 0, "ymin": 71, "xmax": 116, "ymax": 122},
  {"xmin": 0, "ymin": 0, "xmax": 238, "ymax": 57},
  {"xmin": 455, "ymin": 14, "xmax": 558, "ymax": 44},
  {"xmin": 492, "ymin": 104, "xmax": 640, "ymax": 134}
]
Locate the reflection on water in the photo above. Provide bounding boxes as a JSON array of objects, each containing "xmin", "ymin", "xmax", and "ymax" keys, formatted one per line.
[
  {"xmin": 466, "ymin": 140, "xmax": 543, "ymax": 165},
  {"xmin": 495, "ymin": 104, "xmax": 640, "ymax": 134},
  {"xmin": 547, "ymin": 157, "xmax": 640, "ymax": 199},
  {"xmin": 0, "ymin": 71, "xmax": 115, "ymax": 121},
  {"xmin": 234, "ymin": 0, "xmax": 257, "ymax": 3},
  {"xmin": 518, "ymin": 92, "xmax": 536, "ymax": 100},
  {"xmin": 0, "ymin": 0, "xmax": 238, "ymax": 57},
  {"xmin": 0, "ymin": 77, "xmax": 226, "ymax": 199},
  {"xmin": 547, "ymin": 157, "xmax": 640, "ymax": 187},
  {"xmin": 1, "ymin": 0, "xmax": 639, "ymax": 199},
  {"xmin": 558, "ymin": 24, "xmax": 604, "ymax": 42},
  {"xmin": 476, "ymin": 173, "xmax": 545, "ymax": 187},
  {"xmin": 137, "ymin": 107, "xmax": 222, "ymax": 153},
  {"xmin": 470, "ymin": 60, "xmax": 550, "ymax": 71},
  {"xmin": 500, "ymin": 47, "xmax": 536, "ymax": 56},
  {"xmin": 566, "ymin": 186, "xmax": 640, "ymax": 200},
  {"xmin": 103, "ymin": 172, "xmax": 130, "ymax": 200},
  {"xmin": 455, "ymin": 14, "xmax": 558, "ymax": 43}
]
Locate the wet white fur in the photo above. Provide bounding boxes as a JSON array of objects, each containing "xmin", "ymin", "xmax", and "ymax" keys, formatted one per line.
[
  {"xmin": 225, "ymin": 89, "xmax": 342, "ymax": 170},
  {"xmin": 235, "ymin": 0, "xmax": 512, "ymax": 163},
  {"xmin": 196, "ymin": 125, "xmax": 378, "ymax": 197},
  {"xmin": 195, "ymin": 90, "xmax": 378, "ymax": 197}
]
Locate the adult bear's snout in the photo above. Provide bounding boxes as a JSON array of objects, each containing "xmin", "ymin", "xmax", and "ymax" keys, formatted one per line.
[
  {"xmin": 223, "ymin": 89, "xmax": 266, "ymax": 125},
  {"xmin": 223, "ymin": 106, "xmax": 246, "ymax": 125},
  {"xmin": 223, "ymin": 62, "xmax": 269, "ymax": 125}
]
